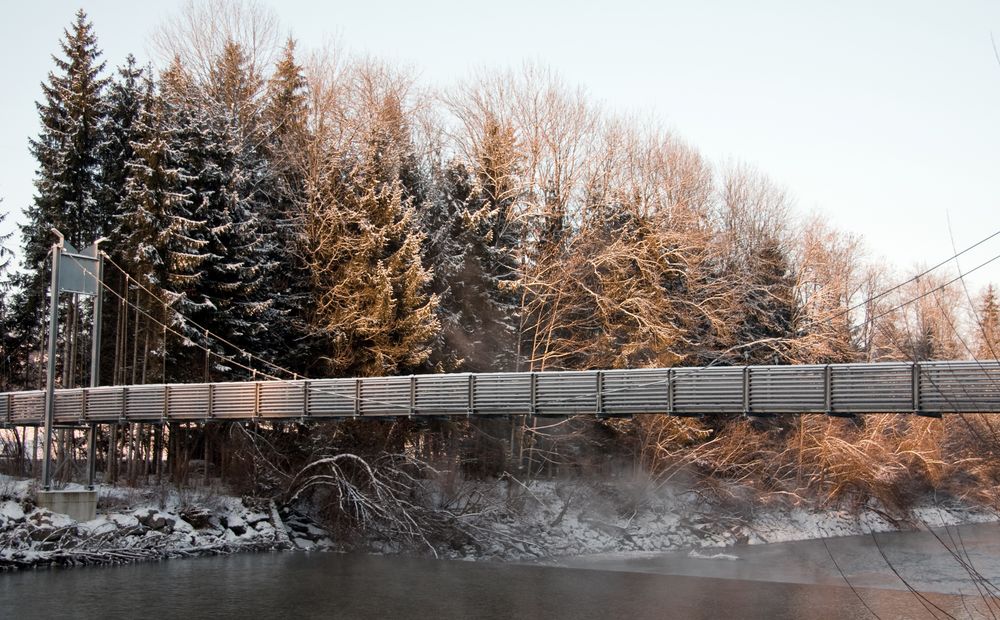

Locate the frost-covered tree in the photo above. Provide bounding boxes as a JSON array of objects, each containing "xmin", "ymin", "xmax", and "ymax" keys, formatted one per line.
[
  {"xmin": 263, "ymin": 37, "xmax": 308, "ymax": 219},
  {"xmin": 202, "ymin": 41, "xmax": 279, "ymax": 372},
  {"xmin": 98, "ymin": 55, "xmax": 146, "ymax": 237},
  {"xmin": 0, "ymin": 204, "xmax": 16, "ymax": 390},
  {"xmin": 420, "ymin": 162, "xmax": 481, "ymax": 371},
  {"xmin": 259, "ymin": 38, "xmax": 312, "ymax": 371},
  {"xmin": 467, "ymin": 117, "xmax": 523, "ymax": 370},
  {"xmin": 122, "ymin": 48, "xmax": 277, "ymax": 380},
  {"xmin": 21, "ymin": 9, "xmax": 110, "ymax": 256},
  {"xmin": 113, "ymin": 59, "xmax": 206, "ymax": 381},
  {"xmin": 729, "ymin": 241, "xmax": 797, "ymax": 364},
  {"xmin": 421, "ymin": 119, "xmax": 522, "ymax": 372},
  {"xmin": 175, "ymin": 90, "xmax": 271, "ymax": 374},
  {"xmin": 10, "ymin": 9, "xmax": 110, "ymax": 386},
  {"xmin": 120, "ymin": 69, "xmax": 186, "ymax": 292},
  {"xmin": 712, "ymin": 165, "xmax": 798, "ymax": 365}
]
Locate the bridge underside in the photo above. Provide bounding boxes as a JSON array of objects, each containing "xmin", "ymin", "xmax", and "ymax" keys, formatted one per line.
[{"xmin": 2, "ymin": 361, "xmax": 1000, "ymax": 428}]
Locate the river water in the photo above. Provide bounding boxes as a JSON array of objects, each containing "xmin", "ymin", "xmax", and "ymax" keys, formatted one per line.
[{"xmin": 2, "ymin": 524, "xmax": 998, "ymax": 619}]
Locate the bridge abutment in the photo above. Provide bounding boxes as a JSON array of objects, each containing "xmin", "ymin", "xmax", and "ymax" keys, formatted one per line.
[{"xmin": 37, "ymin": 489, "xmax": 98, "ymax": 522}]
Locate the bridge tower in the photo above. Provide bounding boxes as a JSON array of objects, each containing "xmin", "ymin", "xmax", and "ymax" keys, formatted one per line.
[{"xmin": 38, "ymin": 229, "xmax": 104, "ymax": 510}]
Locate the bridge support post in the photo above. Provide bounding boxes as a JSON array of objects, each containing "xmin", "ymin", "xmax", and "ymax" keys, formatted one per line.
[
  {"xmin": 666, "ymin": 368, "xmax": 674, "ymax": 415},
  {"xmin": 823, "ymin": 365, "xmax": 833, "ymax": 415},
  {"xmin": 86, "ymin": 423, "xmax": 97, "ymax": 489},
  {"xmin": 85, "ymin": 252, "xmax": 102, "ymax": 490},
  {"xmin": 41, "ymin": 235, "xmax": 62, "ymax": 491},
  {"xmin": 742, "ymin": 366, "xmax": 751, "ymax": 416},
  {"xmin": 40, "ymin": 232, "xmax": 103, "ymax": 492}
]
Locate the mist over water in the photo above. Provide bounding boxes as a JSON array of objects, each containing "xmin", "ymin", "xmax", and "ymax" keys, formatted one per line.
[{"xmin": 3, "ymin": 524, "xmax": 996, "ymax": 619}]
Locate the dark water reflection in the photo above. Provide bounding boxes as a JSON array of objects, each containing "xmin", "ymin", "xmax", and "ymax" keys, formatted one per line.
[{"xmin": 2, "ymin": 526, "xmax": 998, "ymax": 619}]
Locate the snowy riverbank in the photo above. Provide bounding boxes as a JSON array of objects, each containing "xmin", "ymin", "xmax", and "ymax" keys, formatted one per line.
[
  {"xmin": 1, "ymin": 474, "xmax": 996, "ymax": 570},
  {"xmin": 0, "ymin": 476, "xmax": 334, "ymax": 570},
  {"xmin": 421, "ymin": 478, "xmax": 1000, "ymax": 561}
]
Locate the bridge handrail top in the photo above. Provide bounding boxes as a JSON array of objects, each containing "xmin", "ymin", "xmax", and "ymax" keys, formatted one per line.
[{"xmin": 2, "ymin": 358, "xmax": 998, "ymax": 398}]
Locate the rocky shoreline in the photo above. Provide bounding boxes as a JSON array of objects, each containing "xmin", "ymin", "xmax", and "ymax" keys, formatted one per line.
[
  {"xmin": 2, "ymin": 475, "xmax": 996, "ymax": 570},
  {"xmin": 0, "ymin": 477, "xmax": 336, "ymax": 570}
]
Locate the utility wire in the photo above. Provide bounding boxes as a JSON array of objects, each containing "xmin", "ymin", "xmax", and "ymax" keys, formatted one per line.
[
  {"xmin": 813, "ymin": 226, "xmax": 1000, "ymax": 330},
  {"xmin": 864, "ymin": 251, "xmax": 1000, "ymax": 327}
]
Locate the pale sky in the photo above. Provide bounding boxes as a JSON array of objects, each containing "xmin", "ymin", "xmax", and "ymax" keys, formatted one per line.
[{"xmin": 1, "ymin": 0, "xmax": 999, "ymax": 292}]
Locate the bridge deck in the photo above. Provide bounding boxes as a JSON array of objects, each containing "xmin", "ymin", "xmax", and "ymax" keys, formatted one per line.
[{"xmin": 2, "ymin": 361, "xmax": 1000, "ymax": 426}]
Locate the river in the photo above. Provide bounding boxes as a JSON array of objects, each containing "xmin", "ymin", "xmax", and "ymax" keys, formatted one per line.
[{"xmin": 2, "ymin": 524, "xmax": 998, "ymax": 619}]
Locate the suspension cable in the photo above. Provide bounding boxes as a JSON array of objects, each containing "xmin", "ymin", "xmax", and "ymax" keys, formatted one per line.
[{"xmin": 99, "ymin": 252, "xmax": 300, "ymax": 380}]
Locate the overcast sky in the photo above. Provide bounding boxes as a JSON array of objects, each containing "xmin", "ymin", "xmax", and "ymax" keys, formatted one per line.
[{"xmin": 2, "ymin": 0, "xmax": 998, "ymax": 291}]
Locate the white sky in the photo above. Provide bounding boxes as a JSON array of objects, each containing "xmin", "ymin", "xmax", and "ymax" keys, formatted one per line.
[{"xmin": 1, "ymin": 0, "xmax": 998, "ymax": 291}]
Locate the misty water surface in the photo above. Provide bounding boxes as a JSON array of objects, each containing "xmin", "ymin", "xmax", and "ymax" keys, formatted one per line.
[{"xmin": 2, "ymin": 524, "xmax": 998, "ymax": 619}]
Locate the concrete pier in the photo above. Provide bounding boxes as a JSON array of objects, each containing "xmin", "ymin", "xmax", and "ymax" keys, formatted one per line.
[{"xmin": 37, "ymin": 490, "xmax": 98, "ymax": 522}]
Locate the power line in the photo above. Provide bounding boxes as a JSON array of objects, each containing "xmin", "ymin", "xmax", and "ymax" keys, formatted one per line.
[
  {"xmin": 824, "ymin": 230, "xmax": 1000, "ymax": 320},
  {"xmin": 864, "ymin": 251, "xmax": 1000, "ymax": 326}
]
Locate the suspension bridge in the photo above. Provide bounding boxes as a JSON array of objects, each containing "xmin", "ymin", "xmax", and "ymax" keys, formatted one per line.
[
  {"xmin": 5, "ymin": 229, "xmax": 1000, "ymax": 510},
  {"xmin": 3, "ymin": 360, "xmax": 1000, "ymax": 428}
]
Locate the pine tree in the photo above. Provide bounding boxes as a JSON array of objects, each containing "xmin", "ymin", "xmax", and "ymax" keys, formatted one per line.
[
  {"xmin": 10, "ymin": 9, "xmax": 110, "ymax": 387},
  {"xmin": 98, "ymin": 55, "xmax": 146, "ymax": 240},
  {"xmin": 305, "ymin": 134, "xmax": 439, "ymax": 377},
  {"xmin": 977, "ymin": 285, "xmax": 1000, "ymax": 360},
  {"xmin": 261, "ymin": 38, "xmax": 314, "ymax": 372},
  {"xmin": 419, "ymin": 115, "xmax": 522, "ymax": 372},
  {"xmin": 21, "ymin": 9, "xmax": 109, "ymax": 263}
]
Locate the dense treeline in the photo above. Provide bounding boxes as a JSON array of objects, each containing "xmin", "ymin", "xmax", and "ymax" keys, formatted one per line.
[{"xmin": 1, "ymin": 5, "xmax": 999, "ymax": 512}]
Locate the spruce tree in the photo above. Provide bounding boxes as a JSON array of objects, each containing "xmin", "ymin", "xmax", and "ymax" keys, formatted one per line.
[
  {"xmin": 200, "ymin": 41, "xmax": 277, "ymax": 373},
  {"xmin": 146, "ymin": 58, "xmax": 216, "ymax": 377},
  {"xmin": 10, "ymin": 9, "xmax": 109, "ymax": 387},
  {"xmin": 98, "ymin": 55, "xmax": 146, "ymax": 240},
  {"xmin": 262, "ymin": 38, "xmax": 314, "ymax": 372},
  {"xmin": 468, "ymin": 117, "xmax": 522, "ymax": 370},
  {"xmin": 305, "ymin": 135, "xmax": 439, "ymax": 377},
  {"xmin": 116, "ymin": 66, "xmax": 198, "ymax": 382},
  {"xmin": 198, "ymin": 97, "xmax": 275, "ymax": 367},
  {"xmin": 21, "ymin": 9, "xmax": 109, "ymax": 263},
  {"xmin": 419, "ymin": 116, "xmax": 522, "ymax": 372},
  {"xmin": 977, "ymin": 285, "xmax": 1000, "ymax": 359},
  {"xmin": 732, "ymin": 241, "xmax": 797, "ymax": 364},
  {"xmin": 422, "ymin": 158, "xmax": 521, "ymax": 372},
  {"xmin": 0, "ymin": 205, "xmax": 16, "ymax": 389}
]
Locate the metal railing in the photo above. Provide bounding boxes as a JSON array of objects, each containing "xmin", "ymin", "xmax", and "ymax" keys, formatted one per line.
[{"xmin": 2, "ymin": 360, "xmax": 1000, "ymax": 426}]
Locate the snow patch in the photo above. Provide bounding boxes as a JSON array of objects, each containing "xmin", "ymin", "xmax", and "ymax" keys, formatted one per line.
[
  {"xmin": 687, "ymin": 550, "xmax": 740, "ymax": 561},
  {"xmin": 0, "ymin": 501, "xmax": 26, "ymax": 523}
]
